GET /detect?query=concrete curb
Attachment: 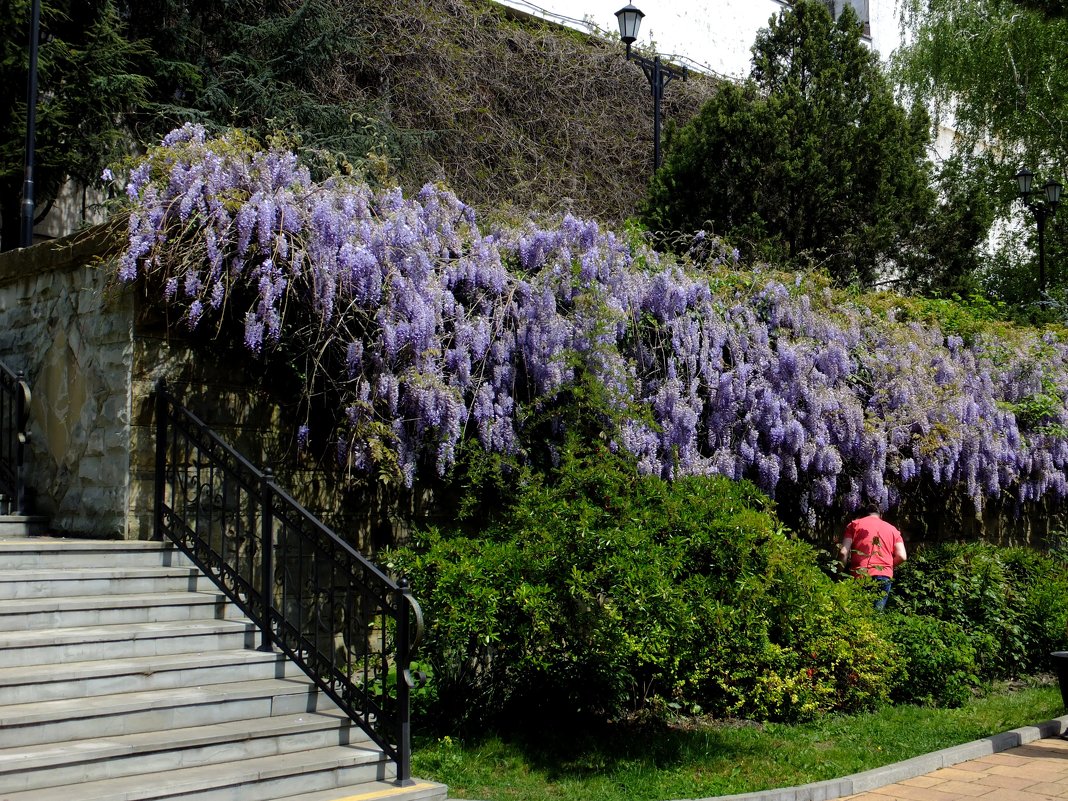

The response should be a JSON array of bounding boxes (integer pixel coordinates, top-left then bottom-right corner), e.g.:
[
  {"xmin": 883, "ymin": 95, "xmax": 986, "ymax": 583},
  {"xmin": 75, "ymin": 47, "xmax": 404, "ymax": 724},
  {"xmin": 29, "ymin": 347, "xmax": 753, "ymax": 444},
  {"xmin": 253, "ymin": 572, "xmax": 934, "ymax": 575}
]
[{"xmin": 682, "ymin": 715, "xmax": 1068, "ymax": 801}]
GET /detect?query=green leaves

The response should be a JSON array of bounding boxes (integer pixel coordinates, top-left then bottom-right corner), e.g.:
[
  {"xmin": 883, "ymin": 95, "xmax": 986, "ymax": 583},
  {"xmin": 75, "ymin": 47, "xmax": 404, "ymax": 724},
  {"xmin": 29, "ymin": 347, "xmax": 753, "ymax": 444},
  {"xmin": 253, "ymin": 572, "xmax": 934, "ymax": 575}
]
[
  {"xmin": 643, "ymin": 0, "xmax": 936, "ymax": 288},
  {"xmin": 392, "ymin": 444, "xmax": 899, "ymax": 729},
  {"xmin": 885, "ymin": 613, "xmax": 981, "ymax": 707},
  {"xmin": 895, "ymin": 0, "xmax": 1068, "ymax": 303},
  {"xmin": 891, "ymin": 541, "xmax": 1068, "ymax": 681},
  {"xmin": 0, "ymin": 0, "xmax": 152, "ymax": 245}
]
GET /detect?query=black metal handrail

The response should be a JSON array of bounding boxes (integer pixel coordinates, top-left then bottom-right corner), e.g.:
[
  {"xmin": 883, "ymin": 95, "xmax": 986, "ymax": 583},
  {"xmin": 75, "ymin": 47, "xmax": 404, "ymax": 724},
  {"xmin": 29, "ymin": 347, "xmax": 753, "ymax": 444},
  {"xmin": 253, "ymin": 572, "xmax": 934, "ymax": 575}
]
[
  {"xmin": 0, "ymin": 361, "xmax": 30, "ymax": 516},
  {"xmin": 152, "ymin": 380, "xmax": 424, "ymax": 784}
]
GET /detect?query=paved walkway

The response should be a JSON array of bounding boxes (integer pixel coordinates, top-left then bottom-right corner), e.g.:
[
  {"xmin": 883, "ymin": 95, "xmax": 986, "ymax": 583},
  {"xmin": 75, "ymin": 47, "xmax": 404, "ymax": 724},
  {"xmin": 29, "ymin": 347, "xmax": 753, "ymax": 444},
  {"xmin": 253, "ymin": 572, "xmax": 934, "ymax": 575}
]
[
  {"xmin": 703, "ymin": 716, "xmax": 1068, "ymax": 801},
  {"xmin": 841, "ymin": 737, "xmax": 1068, "ymax": 801},
  {"xmin": 837, "ymin": 739, "xmax": 1068, "ymax": 801}
]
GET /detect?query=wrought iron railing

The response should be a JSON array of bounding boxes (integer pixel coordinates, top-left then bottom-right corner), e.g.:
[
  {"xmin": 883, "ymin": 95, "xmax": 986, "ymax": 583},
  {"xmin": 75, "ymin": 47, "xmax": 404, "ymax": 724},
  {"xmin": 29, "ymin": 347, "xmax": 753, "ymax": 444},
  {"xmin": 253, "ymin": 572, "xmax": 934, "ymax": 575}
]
[
  {"xmin": 0, "ymin": 361, "xmax": 30, "ymax": 515},
  {"xmin": 152, "ymin": 380, "xmax": 424, "ymax": 784}
]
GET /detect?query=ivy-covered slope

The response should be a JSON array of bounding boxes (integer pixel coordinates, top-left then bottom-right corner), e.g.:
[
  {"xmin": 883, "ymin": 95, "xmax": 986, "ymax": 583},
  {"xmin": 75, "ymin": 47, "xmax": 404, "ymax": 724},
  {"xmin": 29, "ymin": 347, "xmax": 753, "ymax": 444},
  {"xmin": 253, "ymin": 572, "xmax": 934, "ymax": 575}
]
[{"xmin": 344, "ymin": 0, "xmax": 721, "ymax": 224}]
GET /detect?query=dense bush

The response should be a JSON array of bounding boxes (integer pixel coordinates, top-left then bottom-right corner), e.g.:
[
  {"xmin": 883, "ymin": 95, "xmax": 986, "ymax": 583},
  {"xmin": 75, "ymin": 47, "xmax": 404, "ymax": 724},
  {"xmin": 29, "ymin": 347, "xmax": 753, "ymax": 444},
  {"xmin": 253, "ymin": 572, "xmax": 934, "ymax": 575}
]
[
  {"xmin": 884, "ymin": 613, "xmax": 982, "ymax": 707},
  {"xmin": 397, "ymin": 478, "xmax": 1068, "ymax": 726},
  {"xmin": 890, "ymin": 542, "xmax": 1068, "ymax": 680},
  {"xmin": 389, "ymin": 443, "xmax": 900, "ymax": 730}
]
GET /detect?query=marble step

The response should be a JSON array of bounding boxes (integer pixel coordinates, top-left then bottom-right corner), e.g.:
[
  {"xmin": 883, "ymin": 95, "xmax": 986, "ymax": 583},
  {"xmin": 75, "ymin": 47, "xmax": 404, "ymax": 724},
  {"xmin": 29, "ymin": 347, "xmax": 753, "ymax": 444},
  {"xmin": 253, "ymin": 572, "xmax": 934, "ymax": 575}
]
[
  {"xmin": 0, "ymin": 744, "xmax": 392, "ymax": 801},
  {"xmin": 0, "ymin": 538, "xmax": 189, "ymax": 569},
  {"xmin": 0, "ymin": 647, "xmax": 295, "ymax": 705},
  {"xmin": 0, "ymin": 618, "xmax": 256, "ymax": 668},
  {"xmin": 0, "ymin": 590, "xmax": 244, "ymax": 632},
  {"xmin": 273, "ymin": 779, "xmax": 449, "ymax": 801},
  {"xmin": 0, "ymin": 565, "xmax": 212, "ymax": 599},
  {"xmin": 0, "ymin": 710, "xmax": 364, "ymax": 793},
  {"xmin": 0, "ymin": 676, "xmax": 340, "ymax": 748}
]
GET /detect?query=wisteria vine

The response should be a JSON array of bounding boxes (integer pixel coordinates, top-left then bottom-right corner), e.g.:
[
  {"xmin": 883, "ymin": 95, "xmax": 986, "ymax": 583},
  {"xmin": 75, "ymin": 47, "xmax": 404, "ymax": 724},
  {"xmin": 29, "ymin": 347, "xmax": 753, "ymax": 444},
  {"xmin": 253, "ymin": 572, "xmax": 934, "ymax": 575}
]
[{"xmin": 114, "ymin": 124, "xmax": 1068, "ymax": 520}]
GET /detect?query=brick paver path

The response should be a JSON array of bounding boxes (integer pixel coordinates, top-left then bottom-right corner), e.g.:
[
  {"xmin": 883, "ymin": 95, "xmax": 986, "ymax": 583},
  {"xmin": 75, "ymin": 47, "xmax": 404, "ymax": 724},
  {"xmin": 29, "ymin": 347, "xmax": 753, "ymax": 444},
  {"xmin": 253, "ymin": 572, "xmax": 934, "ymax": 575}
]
[{"xmin": 843, "ymin": 737, "xmax": 1068, "ymax": 801}]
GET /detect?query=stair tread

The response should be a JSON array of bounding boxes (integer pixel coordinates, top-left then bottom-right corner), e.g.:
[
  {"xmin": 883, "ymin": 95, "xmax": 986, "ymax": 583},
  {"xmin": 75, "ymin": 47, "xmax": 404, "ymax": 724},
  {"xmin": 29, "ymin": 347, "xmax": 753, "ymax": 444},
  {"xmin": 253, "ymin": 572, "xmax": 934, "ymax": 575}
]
[
  {"xmin": 0, "ymin": 566, "xmax": 197, "ymax": 580},
  {"xmin": 272, "ymin": 779, "xmax": 447, "ymax": 801},
  {"xmin": 1, "ymin": 744, "xmax": 387, "ymax": 801},
  {"xmin": 0, "ymin": 590, "xmax": 226, "ymax": 615},
  {"xmin": 0, "ymin": 710, "xmax": 356, "ymax": 774},
  {"xmin": 0, "ymin": 647, "xmax": 283, "ymax": 687},
  {"xmin": 0, "ymin": 616, "xmax": 251, "ymax": 648},
  {"xmin": 0, "ymin": 539, "xmax": 177, "ymax": 552},
  {"xmin": 0, "ymin": 676, "xmax": 326, "ymax": 727}
]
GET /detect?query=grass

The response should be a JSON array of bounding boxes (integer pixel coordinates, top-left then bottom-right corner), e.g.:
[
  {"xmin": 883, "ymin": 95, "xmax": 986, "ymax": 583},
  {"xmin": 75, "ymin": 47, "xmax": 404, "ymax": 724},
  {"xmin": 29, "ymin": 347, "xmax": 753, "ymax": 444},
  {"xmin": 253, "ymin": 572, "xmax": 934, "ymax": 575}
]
[{"xmin": 412, "ymin": 677, "xmax": 1065, "ymax": 801}]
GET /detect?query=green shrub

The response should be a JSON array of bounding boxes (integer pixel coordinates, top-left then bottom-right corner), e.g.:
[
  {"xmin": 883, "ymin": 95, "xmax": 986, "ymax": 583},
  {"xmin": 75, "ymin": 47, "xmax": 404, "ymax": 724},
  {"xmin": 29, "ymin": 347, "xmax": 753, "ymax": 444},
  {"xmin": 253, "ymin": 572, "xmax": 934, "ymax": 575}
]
[
  {"xmin": 890, "ymin": 542, "xmax": 1068, "ymax": 680},
  {"xmin": 1001, "ymin": 546, "xmax": 1068, "ymax": 673},
  {"xmin": 390, "ymin": 442, "xmax": 900, "ymax": 729},
  {"xmin": 884, "ymin": 613, "xmax": 981, "ymax": 707}
]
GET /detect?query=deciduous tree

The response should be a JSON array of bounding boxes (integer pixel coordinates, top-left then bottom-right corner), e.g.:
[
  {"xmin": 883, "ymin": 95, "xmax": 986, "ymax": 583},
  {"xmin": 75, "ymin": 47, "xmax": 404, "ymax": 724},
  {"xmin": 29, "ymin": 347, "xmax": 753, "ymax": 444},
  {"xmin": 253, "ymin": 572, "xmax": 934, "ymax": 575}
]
[{"xmin": 895, "ymin": 0, "xmax": 1068, "ymax": 302}]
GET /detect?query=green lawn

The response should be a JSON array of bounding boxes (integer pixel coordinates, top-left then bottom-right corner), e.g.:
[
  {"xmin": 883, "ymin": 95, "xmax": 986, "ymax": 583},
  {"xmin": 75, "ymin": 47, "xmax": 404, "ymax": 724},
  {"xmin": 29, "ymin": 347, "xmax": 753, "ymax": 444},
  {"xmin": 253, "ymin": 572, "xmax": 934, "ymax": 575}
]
[{"xmin": 412, "ymin": 678, "xmax": 1065, "ymax": 801}]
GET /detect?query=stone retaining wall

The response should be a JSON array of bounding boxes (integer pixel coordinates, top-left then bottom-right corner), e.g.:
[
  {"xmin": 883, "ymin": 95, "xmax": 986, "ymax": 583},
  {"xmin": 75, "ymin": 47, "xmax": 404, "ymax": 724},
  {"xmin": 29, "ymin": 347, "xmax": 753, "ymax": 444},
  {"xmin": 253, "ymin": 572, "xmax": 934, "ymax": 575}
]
[
  {"xmin": 0, "ymin": 226, "xmax": 285, "ymax": 539},
  {"xmin": 0, "ymin": 225, "xmax": 391, "ymax": 545},
  {"xmin": 0, "ymin": 226, "xmax": 133, "ymax": 536}
]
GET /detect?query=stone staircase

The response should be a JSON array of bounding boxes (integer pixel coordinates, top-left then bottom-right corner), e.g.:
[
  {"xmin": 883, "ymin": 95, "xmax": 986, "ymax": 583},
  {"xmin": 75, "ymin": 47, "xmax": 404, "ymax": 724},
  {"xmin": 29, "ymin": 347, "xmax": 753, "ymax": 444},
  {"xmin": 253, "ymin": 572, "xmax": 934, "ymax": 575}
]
[{"xmin": 0, "ymin": 537, "xmax": 447, "ymax": 801}]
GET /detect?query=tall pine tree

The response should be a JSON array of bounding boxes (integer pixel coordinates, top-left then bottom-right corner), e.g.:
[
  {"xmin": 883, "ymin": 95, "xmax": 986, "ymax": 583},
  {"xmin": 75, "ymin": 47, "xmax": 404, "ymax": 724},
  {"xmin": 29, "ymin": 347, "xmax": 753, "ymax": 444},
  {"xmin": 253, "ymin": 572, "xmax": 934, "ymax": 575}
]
[
  {"xmin": 0, "ymin": 0, "xmax": 150, "ymax": 250},
  {"xmin": 643, "ymin": 0, "xmax": 936, "ymax": 287}
]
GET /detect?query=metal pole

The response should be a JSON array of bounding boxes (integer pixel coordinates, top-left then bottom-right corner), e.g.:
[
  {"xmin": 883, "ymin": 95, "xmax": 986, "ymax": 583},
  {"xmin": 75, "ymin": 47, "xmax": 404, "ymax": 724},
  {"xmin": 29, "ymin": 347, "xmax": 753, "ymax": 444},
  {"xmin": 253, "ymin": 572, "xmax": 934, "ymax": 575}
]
[
  {"xmin": 259, "ymin": 469, "xmax": 275, "ymax": 652},
  {"xmin": 14, "ymin": 372, "xmax": 27, "ymax": 516},
  {"xmin": 651, "ymin": 56, "xmax": 662, "ymax": 172},
  {"xmin": 20, "ymin": 0, "xmax": 41, "ymax": 248},
  {"xmin": 396, "ymin": 578, "xmax": 413, "ymax": 785},
  {"xmin": 1037, "ymin": 209, "xmax": 1047, "ymax": 294},
  {"xmin": 153, "ymin": 380, "xmax": 168, "ymax": 540}
]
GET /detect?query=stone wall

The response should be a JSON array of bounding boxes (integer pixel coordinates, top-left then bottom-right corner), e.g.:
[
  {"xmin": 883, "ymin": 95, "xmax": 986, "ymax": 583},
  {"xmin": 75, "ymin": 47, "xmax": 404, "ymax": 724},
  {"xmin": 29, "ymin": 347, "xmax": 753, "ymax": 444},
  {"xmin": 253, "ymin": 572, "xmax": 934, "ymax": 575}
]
[
  {"xmin": 0, "ymin": 226, "xmax": 392, "ymax": 543},
  {"xmin": 0, "ymin": 225, "xmax": 133, "ymax": 537},
  {"xmin": 0, "ymin": 226, "xmax": 294, "ymax": 539},
  {"xmin": 126, "ymin": 326, "xmax": 289, "ymax": 541}
]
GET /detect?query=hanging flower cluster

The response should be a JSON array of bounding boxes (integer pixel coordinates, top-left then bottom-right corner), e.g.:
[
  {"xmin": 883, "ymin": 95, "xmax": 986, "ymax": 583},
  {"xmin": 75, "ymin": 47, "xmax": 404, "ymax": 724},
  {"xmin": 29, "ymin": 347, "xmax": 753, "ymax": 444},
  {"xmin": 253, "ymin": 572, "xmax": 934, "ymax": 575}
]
[{"xmin": 115, "ymin": 124, "xmax": 1068, "ymax": 519}]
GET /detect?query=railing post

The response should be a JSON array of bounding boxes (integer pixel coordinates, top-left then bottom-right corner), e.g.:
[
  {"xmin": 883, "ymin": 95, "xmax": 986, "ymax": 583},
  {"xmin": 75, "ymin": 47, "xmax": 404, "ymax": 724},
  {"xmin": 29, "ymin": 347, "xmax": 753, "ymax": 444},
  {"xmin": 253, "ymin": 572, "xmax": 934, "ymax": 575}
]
[
  {"xmin": 259, "ymin": 469, "xmax": 275, "ymax": 652},
  {"xmin": 396, "ymin": 577, "xmax": 413, "ymax": 786},
  {"xmin": 14, "ymin": 371, "xmax": 27, "ymax": 516},
  {"xmin": 153, "ymin": 380, "xmax": 167, "ymax": 541}
]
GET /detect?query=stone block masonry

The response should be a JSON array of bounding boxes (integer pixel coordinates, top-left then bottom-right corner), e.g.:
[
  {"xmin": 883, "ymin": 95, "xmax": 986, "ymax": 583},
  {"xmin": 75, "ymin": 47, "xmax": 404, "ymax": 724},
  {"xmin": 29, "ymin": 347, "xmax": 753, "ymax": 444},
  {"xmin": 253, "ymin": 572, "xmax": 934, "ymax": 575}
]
[
  {"xmin": 0, "ymin": 224, "xmax": 342, "ymax": 541},
  {"xmin": 0, "ymin": 225, "xmax": 133, "ymax": 537}
]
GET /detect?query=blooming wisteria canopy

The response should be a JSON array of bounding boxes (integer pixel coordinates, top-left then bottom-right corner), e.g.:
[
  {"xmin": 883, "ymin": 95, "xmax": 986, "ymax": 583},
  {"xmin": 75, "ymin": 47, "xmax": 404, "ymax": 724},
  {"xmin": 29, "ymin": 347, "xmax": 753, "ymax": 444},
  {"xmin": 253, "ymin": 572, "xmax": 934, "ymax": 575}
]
[{"xmin": 115, "ymin": 124, "xmax": 1068, "ymax": 520}]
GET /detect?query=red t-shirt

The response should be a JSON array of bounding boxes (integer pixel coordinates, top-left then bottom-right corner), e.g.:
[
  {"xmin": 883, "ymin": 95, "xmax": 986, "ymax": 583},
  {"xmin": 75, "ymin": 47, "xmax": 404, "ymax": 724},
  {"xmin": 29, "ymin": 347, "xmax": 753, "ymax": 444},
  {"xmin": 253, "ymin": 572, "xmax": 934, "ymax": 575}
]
[{"xmin": 843, "ymin": 515, "xmax": 903, "ymax": 579}]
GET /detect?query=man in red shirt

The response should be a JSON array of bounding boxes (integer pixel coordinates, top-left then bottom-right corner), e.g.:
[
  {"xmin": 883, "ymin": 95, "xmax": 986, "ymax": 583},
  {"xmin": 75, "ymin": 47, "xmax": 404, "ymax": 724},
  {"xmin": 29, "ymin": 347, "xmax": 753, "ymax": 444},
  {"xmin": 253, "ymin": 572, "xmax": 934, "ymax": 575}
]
[{"xmin": 839, "ymin": 504, "xmax": 907, "ymax": 609}]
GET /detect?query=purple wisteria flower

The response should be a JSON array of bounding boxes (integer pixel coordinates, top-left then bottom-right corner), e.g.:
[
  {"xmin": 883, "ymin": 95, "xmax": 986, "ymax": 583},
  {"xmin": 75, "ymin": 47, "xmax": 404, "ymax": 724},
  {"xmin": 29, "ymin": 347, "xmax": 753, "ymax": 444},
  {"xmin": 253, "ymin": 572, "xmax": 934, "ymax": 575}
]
[{"xmin": 114, "ymin": 126, "xmax": 1068, "ymax": 521}]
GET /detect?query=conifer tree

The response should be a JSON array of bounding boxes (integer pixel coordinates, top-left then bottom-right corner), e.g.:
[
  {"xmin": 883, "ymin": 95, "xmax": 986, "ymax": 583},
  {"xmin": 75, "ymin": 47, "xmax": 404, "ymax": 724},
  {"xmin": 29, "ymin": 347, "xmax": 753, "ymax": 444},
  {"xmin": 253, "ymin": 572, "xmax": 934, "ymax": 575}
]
[
  {"xmin": 0, "ymin": 0, "xmax": 150, "ymax": 250},
  {"xmin": 642, "ymin": 0, "xmax": 936, "ymax": 287}
]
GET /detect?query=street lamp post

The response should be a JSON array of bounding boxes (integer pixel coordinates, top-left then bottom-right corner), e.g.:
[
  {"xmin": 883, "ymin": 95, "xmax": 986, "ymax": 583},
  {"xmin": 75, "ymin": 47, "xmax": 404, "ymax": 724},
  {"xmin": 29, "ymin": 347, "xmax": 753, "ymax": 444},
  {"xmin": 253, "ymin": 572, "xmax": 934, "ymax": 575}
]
[
  {"xmin": 1015, "ymin": 167, "xmax": 1063, "ymax": 294},
  {"xmin": 20, "ymin": 0, "xmax": 42, "ymax": 248},
  {"xmin": 615, "ymin": 4, "xmax": 687, "ymax": 173}
]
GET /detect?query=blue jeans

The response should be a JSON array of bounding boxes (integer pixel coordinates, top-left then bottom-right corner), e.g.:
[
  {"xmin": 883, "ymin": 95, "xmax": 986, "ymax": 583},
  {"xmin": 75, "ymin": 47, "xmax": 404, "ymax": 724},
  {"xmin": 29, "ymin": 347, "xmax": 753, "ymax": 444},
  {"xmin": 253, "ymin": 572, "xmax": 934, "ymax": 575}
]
[{"xmin": 873, "ymin": 576, "xmax": 892, "ymax": 610}]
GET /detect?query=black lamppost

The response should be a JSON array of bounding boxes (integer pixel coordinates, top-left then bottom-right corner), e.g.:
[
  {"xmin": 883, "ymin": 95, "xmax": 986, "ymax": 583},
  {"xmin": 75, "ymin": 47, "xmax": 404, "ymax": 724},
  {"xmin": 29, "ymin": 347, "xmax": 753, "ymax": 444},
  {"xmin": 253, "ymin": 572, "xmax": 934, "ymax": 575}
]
[
  {"xmin": 20, "ymin": 0, "xmax": 42, "ymax": 248},
  {"xmin": 1015, "ymin": 167, "xmax": 1063, "ymax": 293},
  {"xmin": 615, "ymin": 4, "xmax": 687, "ymax": 173}
]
